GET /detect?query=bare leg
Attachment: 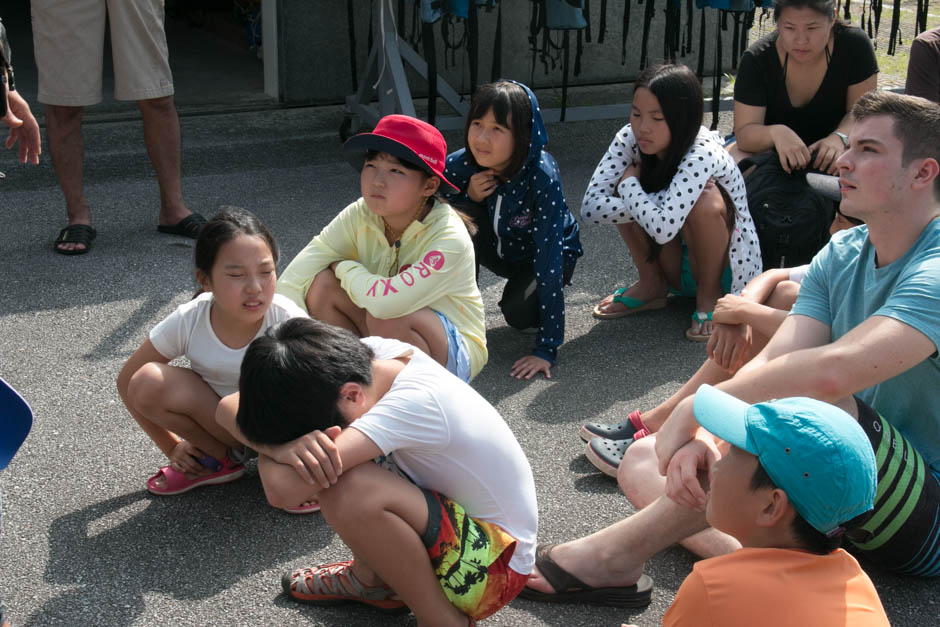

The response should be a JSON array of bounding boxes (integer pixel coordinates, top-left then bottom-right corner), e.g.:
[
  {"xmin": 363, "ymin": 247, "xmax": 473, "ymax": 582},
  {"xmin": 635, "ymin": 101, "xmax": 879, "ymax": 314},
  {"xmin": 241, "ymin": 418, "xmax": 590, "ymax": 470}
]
[
  {"xmin": 682, "ymin": 186, "xmax": 731, "ymax": 337},
  {"xmin": 618, "ymin": 437, "xmax": 740, "ymax": 558},
  {"xmin": 46, "ymin": 105, "xmax": 92, "ymax": 252},
  {"xmin": 365, "ymin": 308, "xmax": 448, "ymax": 367},
  {"xmin": 526, "ymin": 438, "xmax": 739, "ymax": 595},
  {"xmin": 305, "ymin": 269, "xmax": 368, "ymax": 335},
  {"xmin": 317, "ymin": 464, "xmax": 468, "ymax": 627},
  {"xmin": 633, "ymin": 328, "xmax": 773, "ymax": 432},
  {"xmin": 137, "ymin": 96, "xmax": 191, "ymax": 226},
  {"xmin": 126, "ymin": 363, "xmax": 238, "ymax": 462},
  {"xmin": 765, "ymin": 280, "xmax": 800, "ymax": 312},
  {"xmin": 595, "ymin": 222, "xmax": 670, "ymax": 315}
]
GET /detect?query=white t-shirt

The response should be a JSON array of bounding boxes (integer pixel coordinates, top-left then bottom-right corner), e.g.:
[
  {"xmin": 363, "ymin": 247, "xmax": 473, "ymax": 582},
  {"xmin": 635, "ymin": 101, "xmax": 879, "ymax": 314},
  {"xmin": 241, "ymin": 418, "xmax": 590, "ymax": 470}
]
[
  {"xmin": 350, "ymin": 337, "xmax": 539, "ymax": 574},
  {"xmin": 149, "ymin": 292, "xmax": 308, "ymax": 397}
]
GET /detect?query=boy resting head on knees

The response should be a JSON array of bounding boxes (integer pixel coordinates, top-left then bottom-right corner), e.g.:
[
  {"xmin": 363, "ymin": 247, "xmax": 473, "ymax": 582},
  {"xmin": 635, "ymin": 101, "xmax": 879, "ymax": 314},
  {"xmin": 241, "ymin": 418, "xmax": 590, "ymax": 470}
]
[
  {"xmin": 217, "ymin": 318, "xmax": 537, "ymax": 627},
  {"xmin": 659, "ymin": 385, "xmax": 889, "ymax": 627}
]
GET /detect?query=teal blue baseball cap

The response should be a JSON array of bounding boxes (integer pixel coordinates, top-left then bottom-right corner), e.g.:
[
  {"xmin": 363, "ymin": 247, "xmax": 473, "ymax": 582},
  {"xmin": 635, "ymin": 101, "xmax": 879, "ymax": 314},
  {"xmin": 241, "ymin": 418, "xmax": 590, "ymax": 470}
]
[
  {"xmin": 693, "ymin": 385, "xmax": 876, "ymax": 536},
  {"xmin": 0, "ymin": 376, "xmax": 32, "ymax": 469}
]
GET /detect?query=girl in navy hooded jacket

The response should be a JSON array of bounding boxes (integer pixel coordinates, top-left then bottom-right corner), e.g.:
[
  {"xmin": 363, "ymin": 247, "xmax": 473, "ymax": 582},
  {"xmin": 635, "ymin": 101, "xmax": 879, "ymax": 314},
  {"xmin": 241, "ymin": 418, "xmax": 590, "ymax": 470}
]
[{"xmin": 444, "ymin": 80, "xmax": 583, "ymax": 380}]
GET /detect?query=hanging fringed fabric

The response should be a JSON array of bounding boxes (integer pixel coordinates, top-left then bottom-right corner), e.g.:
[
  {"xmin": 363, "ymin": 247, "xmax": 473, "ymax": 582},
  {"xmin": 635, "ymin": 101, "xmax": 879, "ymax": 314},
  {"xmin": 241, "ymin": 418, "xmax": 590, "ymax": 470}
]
[
  {"xmin": 872, "ymin": 0, "xmax": 883, "ymax": 41},
  {"xmin": 639, "ymin": 0, "xmax": 657, "ymax": 69},
  {"xmin": 468, "ymin": 1, "xmax": 479, "ymax": 95},
  {"xmin": 697, "ymin": 7, "xmax": 707, "ymax": 77},
  {"xmin": 544, "ymin": 0, "xmax": 588, "ymax": 119},
  {"xmin": 711, "ymin": 10, "xmax": 725, "ymax": 130},
  {"xmin": 915, "ymin": 0, "xmax": 928, "ymax": 33},
  {"xmin": 621, "ymin": 0, "xmax": 633, "ymax": 64},
  {"xmin": 492, "ymin": 0, "xmax": 503, "ymax": 80},
  {"xmin": 346, "ymin": 0, "xmax": 359, "ymax": 91},
  {"xmin": 730, "ymin": 11, "xmax": 741, "ymax": 69},
  {"xmin": 585, "ymin": 0, "xmax": 593, "ymax": 41},
  {"xmin": 887, "ymin": 0, "xmax": 901, "ymax": 54},
  {"xmin": 664, "ymin": 0, "xmax": 682, "ymax": 62},
  {"xmin": 423, "ymin": 19, "xmax": 438, "ymax": 122}
]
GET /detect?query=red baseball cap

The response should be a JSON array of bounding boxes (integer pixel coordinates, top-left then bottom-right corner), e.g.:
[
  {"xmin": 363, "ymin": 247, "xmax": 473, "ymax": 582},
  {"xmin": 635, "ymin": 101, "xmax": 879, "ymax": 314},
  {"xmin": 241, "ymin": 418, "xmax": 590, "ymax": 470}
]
[{"xmin": 343, "ymin": 114, "xmax": 459, "ymax": 192}]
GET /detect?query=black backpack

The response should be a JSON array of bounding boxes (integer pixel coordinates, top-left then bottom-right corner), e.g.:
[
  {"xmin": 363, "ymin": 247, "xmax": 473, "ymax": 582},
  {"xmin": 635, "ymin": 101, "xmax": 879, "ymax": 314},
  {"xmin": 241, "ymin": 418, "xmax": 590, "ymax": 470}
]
[{"xmin": 739, "ymin": 151, "xmax": 836, "ymax": 270}]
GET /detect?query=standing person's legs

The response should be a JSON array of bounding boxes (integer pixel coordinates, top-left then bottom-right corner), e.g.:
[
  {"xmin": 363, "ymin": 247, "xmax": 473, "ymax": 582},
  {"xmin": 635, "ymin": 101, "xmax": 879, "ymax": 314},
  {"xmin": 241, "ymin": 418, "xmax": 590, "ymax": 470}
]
[
  {"xmin": 46, "ymin": 105, "xmax": 93, "ymax": 251},
  {"xmin": 108, "ymin": 0, "xmax": 195, "ymax": 230},
  {"xmin": 139, "ymin": 96, "xmax": 191, "ymax": 226},
  {"xmin": 32, "ymin": 0, "xmax": 107, "ymax": 253}
]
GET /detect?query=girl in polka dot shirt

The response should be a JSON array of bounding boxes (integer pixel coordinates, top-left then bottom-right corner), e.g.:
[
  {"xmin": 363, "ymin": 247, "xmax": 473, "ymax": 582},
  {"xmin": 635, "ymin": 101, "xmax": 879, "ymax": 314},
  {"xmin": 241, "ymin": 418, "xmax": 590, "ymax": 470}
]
[
  {"xmin": 444, "ymin": 80, "xmax": 583, "ymax": 379},
  {"xmin": 582, "ymin": 64, "xmax": 762, "ymax": 341}
]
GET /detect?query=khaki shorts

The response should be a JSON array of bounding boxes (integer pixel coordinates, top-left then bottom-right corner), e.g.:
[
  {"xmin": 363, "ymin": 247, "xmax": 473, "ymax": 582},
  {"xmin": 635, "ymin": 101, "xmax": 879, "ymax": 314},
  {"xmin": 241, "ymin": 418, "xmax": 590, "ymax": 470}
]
[{"xmin": 31, "ymin": 0, "xmax": 174, "ymax": 105}]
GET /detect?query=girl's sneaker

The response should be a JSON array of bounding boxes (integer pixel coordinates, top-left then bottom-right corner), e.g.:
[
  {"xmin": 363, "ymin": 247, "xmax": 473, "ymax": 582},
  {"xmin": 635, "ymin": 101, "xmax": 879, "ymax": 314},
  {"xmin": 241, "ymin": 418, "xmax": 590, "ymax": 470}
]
[
  {"xmin": 580, "ymin": 409, "xmax": 646, "ymax": 442},
  {"xmin": 146, "ymin": 455, "xmax": 244, "ymax": 496},
  {"xmin": 282, "ymin": 561, "xmax": 408, "ymax": 613}
]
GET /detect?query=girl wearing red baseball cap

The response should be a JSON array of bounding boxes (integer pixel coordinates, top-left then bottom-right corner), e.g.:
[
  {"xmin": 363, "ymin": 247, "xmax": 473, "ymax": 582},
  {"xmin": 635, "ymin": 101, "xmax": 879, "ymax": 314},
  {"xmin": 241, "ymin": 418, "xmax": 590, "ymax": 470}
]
[{"xmin": 277, "ymin": 115, "xmax": 487, "ymax": 382}]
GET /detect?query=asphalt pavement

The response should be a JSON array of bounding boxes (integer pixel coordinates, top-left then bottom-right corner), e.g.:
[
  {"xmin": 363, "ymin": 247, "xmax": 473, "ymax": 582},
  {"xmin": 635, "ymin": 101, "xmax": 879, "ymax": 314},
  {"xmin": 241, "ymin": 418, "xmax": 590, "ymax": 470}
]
[{"xmin": 0, "ymin": 103, "xmax": 935, "ymax": 626}]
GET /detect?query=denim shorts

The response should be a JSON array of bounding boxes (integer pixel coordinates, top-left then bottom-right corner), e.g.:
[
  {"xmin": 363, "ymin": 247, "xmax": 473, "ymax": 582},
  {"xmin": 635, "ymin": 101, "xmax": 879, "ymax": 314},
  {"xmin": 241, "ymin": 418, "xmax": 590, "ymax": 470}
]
[{"xmin": 433, "ymin": 310, "xmax": 471, "ymax": 383}]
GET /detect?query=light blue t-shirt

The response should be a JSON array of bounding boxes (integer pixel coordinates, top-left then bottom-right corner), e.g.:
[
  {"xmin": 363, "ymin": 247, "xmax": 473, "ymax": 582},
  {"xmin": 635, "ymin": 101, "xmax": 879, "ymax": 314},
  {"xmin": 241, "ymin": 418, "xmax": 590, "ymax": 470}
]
[{"xmin": 791, "ymin": 220, "xmax": 940, "ymax": 471}]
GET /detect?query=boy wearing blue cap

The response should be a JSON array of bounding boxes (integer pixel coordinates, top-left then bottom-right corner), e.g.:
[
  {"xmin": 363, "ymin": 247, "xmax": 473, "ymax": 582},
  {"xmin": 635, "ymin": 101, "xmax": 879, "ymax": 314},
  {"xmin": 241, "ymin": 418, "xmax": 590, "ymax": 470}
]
[{"xmin": 659, "ymin": 386, "xmax": 889, "ymax": 626}]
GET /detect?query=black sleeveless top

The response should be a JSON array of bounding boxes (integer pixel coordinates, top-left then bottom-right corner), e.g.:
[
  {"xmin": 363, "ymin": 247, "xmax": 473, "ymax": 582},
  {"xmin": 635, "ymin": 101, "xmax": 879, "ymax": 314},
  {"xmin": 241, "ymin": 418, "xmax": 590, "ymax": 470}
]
[{"xmin": 734, "ymin": 26, "xmax": 878, "ymax": 145}]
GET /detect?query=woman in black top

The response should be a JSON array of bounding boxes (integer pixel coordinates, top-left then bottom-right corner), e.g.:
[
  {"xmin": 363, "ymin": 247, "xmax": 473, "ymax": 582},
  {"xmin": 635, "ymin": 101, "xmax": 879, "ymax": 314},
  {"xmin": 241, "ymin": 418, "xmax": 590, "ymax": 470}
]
[{"xmin": 731, "ymin": 0, "xmax": 878, "ymax": 174}]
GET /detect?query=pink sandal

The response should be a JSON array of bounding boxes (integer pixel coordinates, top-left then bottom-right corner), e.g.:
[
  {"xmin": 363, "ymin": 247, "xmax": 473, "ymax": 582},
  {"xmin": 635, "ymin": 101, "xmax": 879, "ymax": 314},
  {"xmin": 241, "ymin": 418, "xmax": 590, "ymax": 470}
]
[
  {"xmin": 282, "ymin": 501, "xmax": 321, "ymax": 515},
  {"xmin": 146, "ymin": 456, "xmax": 245, "ymax": 496}
]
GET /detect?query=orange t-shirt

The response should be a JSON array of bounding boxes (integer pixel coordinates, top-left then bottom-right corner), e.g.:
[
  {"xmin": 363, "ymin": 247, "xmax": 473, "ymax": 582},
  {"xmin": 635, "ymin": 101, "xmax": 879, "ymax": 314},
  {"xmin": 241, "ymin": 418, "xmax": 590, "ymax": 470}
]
[{"xmin": 662, "ymin": 548, "xmax": 889, "ymax": 627}]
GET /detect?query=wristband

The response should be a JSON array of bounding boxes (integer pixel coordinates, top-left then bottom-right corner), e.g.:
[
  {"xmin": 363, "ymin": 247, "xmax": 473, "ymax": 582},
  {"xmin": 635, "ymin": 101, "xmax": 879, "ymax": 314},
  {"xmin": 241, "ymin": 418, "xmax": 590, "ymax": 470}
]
[{"xmin": 831, "ymin": 131, "xmax": 849, "ymax": 148}]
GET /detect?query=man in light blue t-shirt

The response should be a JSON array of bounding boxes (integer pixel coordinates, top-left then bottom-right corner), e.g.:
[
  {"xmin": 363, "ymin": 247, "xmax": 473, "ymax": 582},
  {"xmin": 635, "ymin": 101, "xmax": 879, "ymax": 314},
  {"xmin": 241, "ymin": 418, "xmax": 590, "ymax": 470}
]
[
  {"xmin": 521, "ymin": 91, "xmax": 940, "ymax": 609},
  {"xmin": 654, "ymin": 90, "xmax": 940, "ymax": 576}
]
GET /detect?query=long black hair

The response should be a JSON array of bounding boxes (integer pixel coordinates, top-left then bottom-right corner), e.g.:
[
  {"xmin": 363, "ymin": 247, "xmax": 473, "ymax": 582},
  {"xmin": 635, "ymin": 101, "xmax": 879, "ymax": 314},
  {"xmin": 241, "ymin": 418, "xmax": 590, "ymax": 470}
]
[
  {"xmin": 634, "ymin": 64, "xmax": 704, "ymax": 194},
  {"xmin": 194, "ymin": 207, "xmax": 278, "ymax": 296}
]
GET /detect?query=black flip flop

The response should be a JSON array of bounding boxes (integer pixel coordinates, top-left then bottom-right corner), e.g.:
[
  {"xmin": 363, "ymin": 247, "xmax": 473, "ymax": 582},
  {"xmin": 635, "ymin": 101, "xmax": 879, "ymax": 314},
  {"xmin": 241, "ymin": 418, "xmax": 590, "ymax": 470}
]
[
  {"xmin": 53, "ymin": 224, "xmax": 97, "ymax": 256},
  {"xmin": 518, "ymin": 543, "xmax": 653, "ymax": 608},
  {"xmin": 157, "ymin": 213, "xmax": 207, "ymax": 239}
]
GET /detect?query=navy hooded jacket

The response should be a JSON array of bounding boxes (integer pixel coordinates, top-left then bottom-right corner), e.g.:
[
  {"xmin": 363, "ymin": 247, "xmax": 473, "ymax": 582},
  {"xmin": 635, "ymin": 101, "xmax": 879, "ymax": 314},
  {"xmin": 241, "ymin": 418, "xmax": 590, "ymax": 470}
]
[{"xmin": 443, "ymin": 81, "xmax": 583, "ymax": 364}]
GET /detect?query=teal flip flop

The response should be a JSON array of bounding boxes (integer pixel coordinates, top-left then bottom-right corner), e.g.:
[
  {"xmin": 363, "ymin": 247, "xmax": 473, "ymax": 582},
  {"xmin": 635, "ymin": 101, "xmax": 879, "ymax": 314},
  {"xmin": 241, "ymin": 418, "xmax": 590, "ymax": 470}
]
[
  {"xmin": 685, "ymin": 310, "xmax": 714, "ymax": 342},
  {"xmin": 593, "ymin": 287, "xmax": 667, "ymax": 320}
]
